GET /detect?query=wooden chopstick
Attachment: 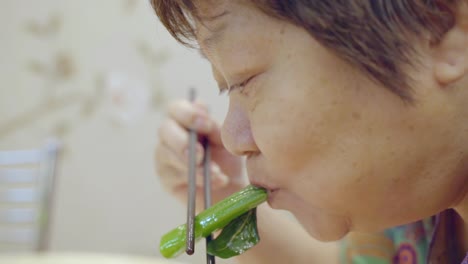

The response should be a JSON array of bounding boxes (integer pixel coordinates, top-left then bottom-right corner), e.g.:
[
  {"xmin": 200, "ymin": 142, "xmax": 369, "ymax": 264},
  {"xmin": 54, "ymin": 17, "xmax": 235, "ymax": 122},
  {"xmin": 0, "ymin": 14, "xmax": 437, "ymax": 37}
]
[
  {"xmin": 186, "ymin": 88, "xmax": 197, "ymax": 255},
  {"xmin": 202, "ymin": 137, "xmax": 216, "ymax": 264}
]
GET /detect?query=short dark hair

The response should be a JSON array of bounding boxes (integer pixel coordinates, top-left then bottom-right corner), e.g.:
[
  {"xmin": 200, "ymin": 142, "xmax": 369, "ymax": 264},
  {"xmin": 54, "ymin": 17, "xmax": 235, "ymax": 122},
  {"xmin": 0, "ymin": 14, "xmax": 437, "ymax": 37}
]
[{"xmin": 151, "ymin": 0, "xmax": 458, "ymax": 101}]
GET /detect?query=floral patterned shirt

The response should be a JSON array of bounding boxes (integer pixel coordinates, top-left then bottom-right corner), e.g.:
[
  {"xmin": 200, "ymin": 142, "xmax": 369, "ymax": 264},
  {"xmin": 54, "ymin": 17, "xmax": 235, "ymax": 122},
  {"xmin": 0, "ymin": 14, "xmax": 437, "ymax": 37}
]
[{"xmin": 341, "ymin": 209, "xmax": 467, "ymax": 264}]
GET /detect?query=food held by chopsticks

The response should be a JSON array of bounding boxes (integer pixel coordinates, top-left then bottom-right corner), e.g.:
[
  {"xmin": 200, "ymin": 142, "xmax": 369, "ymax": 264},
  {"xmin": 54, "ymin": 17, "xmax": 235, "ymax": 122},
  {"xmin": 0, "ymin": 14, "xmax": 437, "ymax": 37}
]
[{"xmin": 160, "ymin": 185, "xmax": 267, "ymax": 259}]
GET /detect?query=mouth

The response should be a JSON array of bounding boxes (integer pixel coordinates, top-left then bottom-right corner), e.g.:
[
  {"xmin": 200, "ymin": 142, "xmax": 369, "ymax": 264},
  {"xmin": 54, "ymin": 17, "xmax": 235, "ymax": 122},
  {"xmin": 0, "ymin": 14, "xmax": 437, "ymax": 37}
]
[
  {"xmin": 249, "ymin": 178, "xmax": 278, "ymax": 193},
  {"xmin": 248, "ymin": 179, "xmax": 280, "ymax": 205},
  {"xmin": 245, "ymin": 157, "xmax": 281, "ymax": 205}
]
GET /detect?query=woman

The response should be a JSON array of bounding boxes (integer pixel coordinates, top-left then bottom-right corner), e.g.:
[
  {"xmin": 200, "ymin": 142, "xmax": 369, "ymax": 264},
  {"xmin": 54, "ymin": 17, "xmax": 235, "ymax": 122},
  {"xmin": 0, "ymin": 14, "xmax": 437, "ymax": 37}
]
[{"xmin": 153, "ymin": 1, "xmax": 468, "ymax": 263}]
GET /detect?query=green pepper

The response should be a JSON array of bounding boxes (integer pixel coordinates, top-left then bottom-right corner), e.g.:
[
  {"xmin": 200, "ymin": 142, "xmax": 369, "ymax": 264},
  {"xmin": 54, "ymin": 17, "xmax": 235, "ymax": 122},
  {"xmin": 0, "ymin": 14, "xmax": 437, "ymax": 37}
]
[{"xmin": 159, "ymin": 185, "xmax": 267, "ymax": 258}]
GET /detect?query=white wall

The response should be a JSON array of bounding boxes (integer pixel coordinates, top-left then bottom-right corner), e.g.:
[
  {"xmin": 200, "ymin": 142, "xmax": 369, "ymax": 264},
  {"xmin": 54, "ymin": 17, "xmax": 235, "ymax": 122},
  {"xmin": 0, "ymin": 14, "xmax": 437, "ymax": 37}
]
[{"xmin": 0, "ymin": 1, "xmax": 230, "ymax": 263}]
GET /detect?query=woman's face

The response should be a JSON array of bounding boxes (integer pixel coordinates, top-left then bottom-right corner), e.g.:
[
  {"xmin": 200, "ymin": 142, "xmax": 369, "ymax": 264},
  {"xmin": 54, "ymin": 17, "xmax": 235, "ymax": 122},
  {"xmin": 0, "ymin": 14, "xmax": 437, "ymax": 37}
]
[{"xmin": 196, "ymin": 1, "xmax": 467, "ymax": 241}]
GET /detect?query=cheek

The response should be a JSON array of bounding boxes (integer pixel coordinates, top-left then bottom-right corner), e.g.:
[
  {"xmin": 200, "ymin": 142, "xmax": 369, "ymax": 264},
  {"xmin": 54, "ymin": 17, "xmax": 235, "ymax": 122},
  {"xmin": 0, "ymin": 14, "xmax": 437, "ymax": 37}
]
[
  {"xmin": 248, "ymin": 84, "xmax": 343, "ymax": 174},
  {"xmin": 246, "ymin": 53, "xmax": 361, "ymax": 174},
  {"xmin": 245, "ymin": 80, "xmax": 383, "ymax": 211}
]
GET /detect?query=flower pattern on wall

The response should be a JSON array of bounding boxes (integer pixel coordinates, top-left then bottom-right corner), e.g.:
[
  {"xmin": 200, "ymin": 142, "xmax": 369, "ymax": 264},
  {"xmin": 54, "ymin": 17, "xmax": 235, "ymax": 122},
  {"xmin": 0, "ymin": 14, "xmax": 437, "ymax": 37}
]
[
  {"xmin": 0, "ymin": 1, "xmax": 169, "ymax": 140},
  {"xmin": 103, "ymin": 72, "xmax": 150, "ymax": 125}
]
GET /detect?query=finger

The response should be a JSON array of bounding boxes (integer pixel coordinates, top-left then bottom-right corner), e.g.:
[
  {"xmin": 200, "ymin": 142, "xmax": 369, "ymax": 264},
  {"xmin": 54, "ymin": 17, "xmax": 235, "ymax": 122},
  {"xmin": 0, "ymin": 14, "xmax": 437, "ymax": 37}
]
[
  {"xmin": 159, "ymin": 164, "xmax": 212, "ymax": 194},
  {"xmin": 172, "ymin": 184, "xmax": 211, "ymax": 213},
  {"xmin": 156, "ymin": 146, "xmax": 229, "ymax": 194},
  {"xmin": 158, "ymin": 118, "xmax": 187, "ymax": 156},
  {"xmin": 204, "ymin": 121, "xmax": 224, "ymax": 146},
  {"xmin": 156, "ymin": 143, "xmax": 218, "ymax": 189},
  {"xmin": 155, "ymin": 142, "xmax": 187, "ymax": 174},
  {"xmin": 155, "ymin": 145, "xmax": 187, "ymax": 192},
  {"xmin": 158, "ymin": 163, "xmax": 187, "ymax": 192},
  {"xmin": 159, "ymin": 166, "xmax": 234, "ymax": 215},
  {"xmin": 167, "ymin": 100, "xmax": 226, "ymax": 147},
  {"xmin": 193, "ymin": 100, "xmax": 209, "ymax": 113},
  {"xmin": 176, "ymin": 165, "xmax": 226, "ymax": 189},
  {"xmin": 191, "ymin": 101, "xmax": 224, "ymax": 146},
  {"xmin": 158, "ymin": 119, "xmax": 205, "ymax": 165},
  {"xmin": 167, "ymin": 100, "xmax": 214, "ymax": 134}
]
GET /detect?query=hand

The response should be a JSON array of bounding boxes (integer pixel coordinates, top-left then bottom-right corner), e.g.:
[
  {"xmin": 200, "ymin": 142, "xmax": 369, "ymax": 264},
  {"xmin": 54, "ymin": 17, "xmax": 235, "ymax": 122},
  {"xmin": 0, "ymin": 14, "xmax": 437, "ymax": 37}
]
[{"xmin": 155, "ymin": 99, "xmax": 245, "ymax": 211}]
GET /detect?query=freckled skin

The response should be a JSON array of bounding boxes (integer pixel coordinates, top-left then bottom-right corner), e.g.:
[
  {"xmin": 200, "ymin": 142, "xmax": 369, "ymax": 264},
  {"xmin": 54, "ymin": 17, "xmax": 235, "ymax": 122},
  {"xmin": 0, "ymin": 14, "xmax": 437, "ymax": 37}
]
[{"xmin": 197, "ymin": 2, "xmax": 468, "ymax": 241}]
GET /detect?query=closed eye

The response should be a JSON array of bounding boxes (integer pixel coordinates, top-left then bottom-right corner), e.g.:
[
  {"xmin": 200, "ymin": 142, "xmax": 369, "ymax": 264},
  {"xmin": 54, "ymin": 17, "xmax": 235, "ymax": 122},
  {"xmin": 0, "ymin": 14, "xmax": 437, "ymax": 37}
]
[{"xmin": 219, "ymin": 76, "xmax": 254, "ymax": 95}]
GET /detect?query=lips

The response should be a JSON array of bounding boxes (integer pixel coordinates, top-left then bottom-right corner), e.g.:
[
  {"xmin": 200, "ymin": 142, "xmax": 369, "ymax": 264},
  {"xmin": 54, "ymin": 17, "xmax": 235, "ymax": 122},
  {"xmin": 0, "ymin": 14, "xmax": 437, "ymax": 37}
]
[
  {"xmin": 245, "ymin": 157, "xmax": 279, "ymax": 192},
  {"xmin": 249, "ymin": 178, "xmax": 279, "ymax": 192}
]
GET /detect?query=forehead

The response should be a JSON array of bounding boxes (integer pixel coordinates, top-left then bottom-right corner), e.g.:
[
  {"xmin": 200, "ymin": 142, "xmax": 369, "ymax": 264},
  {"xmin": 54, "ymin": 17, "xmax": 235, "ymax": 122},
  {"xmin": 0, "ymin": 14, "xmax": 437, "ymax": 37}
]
[
  {"xmin": 192, "ymin": 0, "xmax": 264, "ymax": 56},
  {"xmin": 193, "ymin": 0, "xmax": 234, "ymax": 49}
]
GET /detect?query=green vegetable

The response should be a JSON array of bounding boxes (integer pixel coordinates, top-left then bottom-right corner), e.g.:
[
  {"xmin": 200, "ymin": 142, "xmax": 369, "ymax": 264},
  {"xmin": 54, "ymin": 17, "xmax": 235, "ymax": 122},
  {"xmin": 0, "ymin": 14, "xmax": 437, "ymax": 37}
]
[
  {"xmin": 207, "ymin": 208, "xmax": 259, "ymax": 258},
  {"xmin": 159, "ymin": 185, "xmax": 267, "ymax": 258}
]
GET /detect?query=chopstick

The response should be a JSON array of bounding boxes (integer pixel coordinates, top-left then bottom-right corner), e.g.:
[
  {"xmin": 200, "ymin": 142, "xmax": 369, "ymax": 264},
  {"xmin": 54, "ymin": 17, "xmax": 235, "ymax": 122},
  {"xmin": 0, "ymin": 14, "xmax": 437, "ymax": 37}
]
[
  {"xmin": 186, "ymin": 88, "xmax": 216, "ymax": 263},
  {"xmin": 202, "ymin": 137, "xmax": 216, "ymax": 264},
  {"xmin": 186, "ymin": 88, "xmax": 197, "ymax": 255}
]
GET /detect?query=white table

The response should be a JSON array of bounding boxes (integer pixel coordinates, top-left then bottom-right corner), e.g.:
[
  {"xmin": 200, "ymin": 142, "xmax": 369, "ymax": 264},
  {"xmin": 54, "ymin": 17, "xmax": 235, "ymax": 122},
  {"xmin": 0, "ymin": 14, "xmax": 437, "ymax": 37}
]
[{"xmin": 0, "ymin": 253, "xmax": 186, "ymax": 264}]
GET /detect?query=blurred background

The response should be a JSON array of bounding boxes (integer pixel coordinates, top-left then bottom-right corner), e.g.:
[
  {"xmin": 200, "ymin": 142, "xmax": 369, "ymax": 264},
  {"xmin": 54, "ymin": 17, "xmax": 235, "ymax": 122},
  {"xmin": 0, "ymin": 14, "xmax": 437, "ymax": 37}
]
[{"xmin": 0, "ymin": 0, "xmax": 230, "ymax": 263}]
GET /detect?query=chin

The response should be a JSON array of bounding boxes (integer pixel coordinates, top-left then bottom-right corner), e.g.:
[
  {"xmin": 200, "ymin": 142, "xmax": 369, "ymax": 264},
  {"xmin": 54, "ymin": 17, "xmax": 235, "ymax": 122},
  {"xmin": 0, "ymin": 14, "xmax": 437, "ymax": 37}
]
[
  {"xmin": 298, "ymin": 216, "xmax": 350, "ymax": 242},
  {"xmin": 277, "ymin": 190, "xmax": 351, "ymax": 242}
]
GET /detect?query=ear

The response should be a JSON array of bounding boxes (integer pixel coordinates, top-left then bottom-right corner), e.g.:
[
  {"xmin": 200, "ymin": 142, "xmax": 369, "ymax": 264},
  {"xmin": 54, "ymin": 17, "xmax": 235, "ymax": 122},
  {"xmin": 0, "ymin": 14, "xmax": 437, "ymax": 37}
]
[{"xmin": 433, "ymin": 2, "xmax": 468, "ymax": 86}]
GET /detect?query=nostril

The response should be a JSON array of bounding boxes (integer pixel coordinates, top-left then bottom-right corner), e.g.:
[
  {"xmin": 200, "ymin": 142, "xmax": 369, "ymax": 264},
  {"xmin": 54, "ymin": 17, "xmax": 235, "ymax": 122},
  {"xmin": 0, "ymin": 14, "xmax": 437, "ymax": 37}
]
[{"xmin": 244, "ymin": 151, "xmax": 259, "ymax": 159}]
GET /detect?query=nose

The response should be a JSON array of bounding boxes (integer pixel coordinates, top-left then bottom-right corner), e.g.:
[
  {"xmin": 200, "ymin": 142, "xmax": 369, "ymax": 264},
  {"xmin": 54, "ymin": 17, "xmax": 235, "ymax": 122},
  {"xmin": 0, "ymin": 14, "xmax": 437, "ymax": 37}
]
[{"xmin": 221, "ymin": 100, "xmax": 259, "ymax": 156}]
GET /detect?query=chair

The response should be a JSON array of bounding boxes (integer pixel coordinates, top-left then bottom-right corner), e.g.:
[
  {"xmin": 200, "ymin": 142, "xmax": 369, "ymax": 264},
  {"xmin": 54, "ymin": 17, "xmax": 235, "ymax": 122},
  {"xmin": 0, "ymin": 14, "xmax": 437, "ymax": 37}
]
[{"xmin": 0, "ymin": 139, "xmax": 61, "ymax": 252}]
